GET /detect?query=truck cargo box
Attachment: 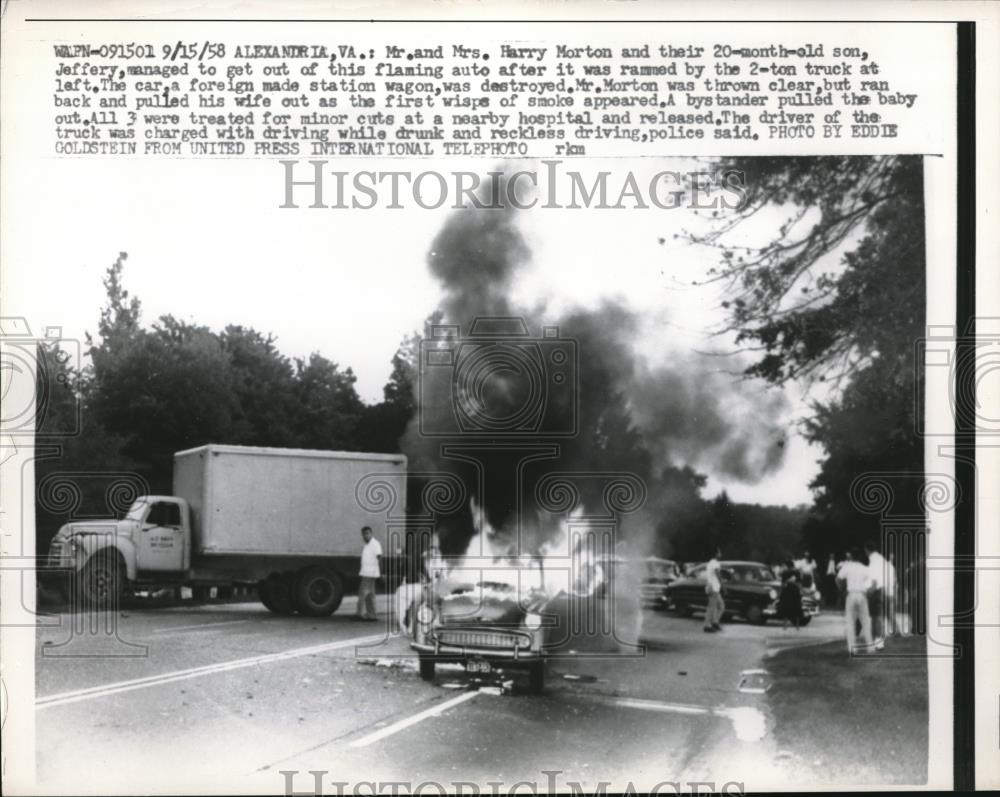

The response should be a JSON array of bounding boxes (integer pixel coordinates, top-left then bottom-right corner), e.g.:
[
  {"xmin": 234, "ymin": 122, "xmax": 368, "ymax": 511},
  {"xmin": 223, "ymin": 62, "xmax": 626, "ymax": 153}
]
[{"xmin": 173, "ymin": 445, "xmax": 406, "ymax": 557}]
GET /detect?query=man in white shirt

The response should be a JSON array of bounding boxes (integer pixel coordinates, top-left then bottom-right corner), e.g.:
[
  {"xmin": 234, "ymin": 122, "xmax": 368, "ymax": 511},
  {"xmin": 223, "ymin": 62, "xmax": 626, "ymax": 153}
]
[
  {"xmin": 703, "ymin": 548, "xmax": 725, "ymax": 633},
  {"xmin": 837, "ymin": 548, "xmax": 873, "ymax": 654},
  {"xmin": 356, "ymin": 525, "xmax": 382, "ymax": 621},
  {"xmin": 865, "ymin": 542, "xmax": 888, "ymax": 649},
  {"xmin": 797, "ymin": 552, "xmax": 818, "ymax": 588}
]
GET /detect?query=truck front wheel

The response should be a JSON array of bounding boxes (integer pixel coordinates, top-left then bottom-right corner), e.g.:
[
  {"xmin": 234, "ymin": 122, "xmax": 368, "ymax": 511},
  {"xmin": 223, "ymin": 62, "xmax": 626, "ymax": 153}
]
[
  {"xmin": 294, "ymin": 567, "xmax": 344, "ymax": 617},
  {"xmin": 419, "ymin": 657, "xmax": 435, "ymax": 681},
  {"xmin": 258, "ymin": 572, "xmax": 296, "ymax": 615},
  {"xmin": 77, "ymin": 553, "xmax": 125, "ymax": 610}
]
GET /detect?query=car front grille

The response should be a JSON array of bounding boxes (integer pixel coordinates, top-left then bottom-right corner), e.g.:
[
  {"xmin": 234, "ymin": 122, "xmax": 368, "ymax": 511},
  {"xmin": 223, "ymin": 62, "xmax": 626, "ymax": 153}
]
[{"xmin": 435, "ymin": 628, "xmax": 531, "ymax": 649}]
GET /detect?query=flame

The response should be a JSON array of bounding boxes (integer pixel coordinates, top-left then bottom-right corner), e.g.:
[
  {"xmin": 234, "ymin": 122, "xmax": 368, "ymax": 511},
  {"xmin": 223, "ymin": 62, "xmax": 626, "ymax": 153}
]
[{"xmin": 441, "ymin": 499, "xmax": 604, "ymax": 601}]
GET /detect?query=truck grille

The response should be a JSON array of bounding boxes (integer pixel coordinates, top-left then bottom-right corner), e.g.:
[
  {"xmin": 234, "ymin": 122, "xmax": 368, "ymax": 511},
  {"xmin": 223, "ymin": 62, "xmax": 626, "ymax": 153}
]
[
  {"xmin": 435, "ymin": 629, "xmax": 530, "ymax": 650},
  {"xmin": 47, "ymin": 543, "xmax": 64, "ymax": 567}
]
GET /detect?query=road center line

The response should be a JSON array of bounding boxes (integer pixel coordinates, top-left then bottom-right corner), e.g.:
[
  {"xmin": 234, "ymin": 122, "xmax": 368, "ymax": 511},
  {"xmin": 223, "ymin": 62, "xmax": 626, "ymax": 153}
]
[
  {"xmin": 36, "ymin": 633, "xmax": 386, "ymax": 710},
  {"xmin": 151, "ymin": 619, "xmax": 252, "ymax": 634},
  {"xmin": 347, "ymin": 690, "xmax": 480, "ymax": 748}
]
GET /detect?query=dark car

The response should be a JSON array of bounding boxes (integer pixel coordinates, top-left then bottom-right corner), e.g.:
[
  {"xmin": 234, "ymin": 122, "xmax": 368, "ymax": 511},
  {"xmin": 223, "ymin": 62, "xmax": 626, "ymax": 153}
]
[
  {"xmin": 638, "ymin": 557, "xmax": 682, "ymax": 609},
  {"xmin": 664, "ymin": 560, "xmax": 820, "ymax": 625},
  {"xmin": 595, "ymin": 555, "xmax": 682, "ymax": 609}
]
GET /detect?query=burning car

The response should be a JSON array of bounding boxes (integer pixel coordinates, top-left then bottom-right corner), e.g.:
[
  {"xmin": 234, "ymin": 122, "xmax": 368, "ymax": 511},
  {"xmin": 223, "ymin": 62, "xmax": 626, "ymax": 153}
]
[
  {"xmin": 411, "ymin": 576, "xmax": 550, "ymax": 692},
  {"xmin": 664, "ymin": 560, "xmax": 820, "ymax": 625}
]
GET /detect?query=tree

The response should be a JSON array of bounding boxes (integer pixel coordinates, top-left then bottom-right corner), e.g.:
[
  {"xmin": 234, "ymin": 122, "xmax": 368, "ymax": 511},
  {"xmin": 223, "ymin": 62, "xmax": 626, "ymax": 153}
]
[
  {"xmin": 34, "ymin": 339, "xmax": 139, "ymax": 553},
  {"xmin": 355, "ymin": 327, "xmax": 425, "ymax": 454},
  {"xmin": 219, "ymin": 325, "xmax": 297, "ymax": 445},
  {"xmin": 692, "ymin": 156, "xmax": 923, "ymax": 385},
  {"xmin": 690, "ymin": 156, "xmax": 925, "ymax": 558},
  {"xmin": 291, "ymin": 353, "xmax": 365, "ymax": 450},
  {"xmin": 90, "ymin": 317, "xmax": 240, "ymax": 489}
]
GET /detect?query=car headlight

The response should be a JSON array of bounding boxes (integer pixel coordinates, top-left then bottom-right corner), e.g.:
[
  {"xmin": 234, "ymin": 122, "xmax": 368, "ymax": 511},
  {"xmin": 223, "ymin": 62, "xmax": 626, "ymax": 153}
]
[
  {"xmin": 524, "ymin": 612, "xmax": 542, "ymax": 629},
  {"xmin": 768, "ymin": 589, "xmax": 778, "ymax": 600},
  {"xmin": 416, "ymin": 604, "xmax": 434, "ymax": 625}
]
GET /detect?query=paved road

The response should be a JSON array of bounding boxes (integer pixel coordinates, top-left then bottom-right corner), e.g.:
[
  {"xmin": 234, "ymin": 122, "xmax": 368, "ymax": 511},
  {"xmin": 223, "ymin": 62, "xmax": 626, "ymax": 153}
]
[{"xmin": 34, "ymin": 597, "xmax": 843, "ymax": 794}]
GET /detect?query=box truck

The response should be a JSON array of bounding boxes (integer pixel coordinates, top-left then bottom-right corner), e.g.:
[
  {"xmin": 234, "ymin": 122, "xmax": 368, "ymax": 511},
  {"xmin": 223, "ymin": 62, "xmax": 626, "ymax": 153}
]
[{"xmin": 44, "ymin": 445, "xmax": 407, "ymax": 615}]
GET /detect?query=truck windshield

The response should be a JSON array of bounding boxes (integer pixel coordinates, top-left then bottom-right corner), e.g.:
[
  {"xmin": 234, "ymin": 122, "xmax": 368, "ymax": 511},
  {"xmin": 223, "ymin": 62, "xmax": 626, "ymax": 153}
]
[{"xmin": 125, "ymin": 499, "xmax": 149, "ymax": 521}]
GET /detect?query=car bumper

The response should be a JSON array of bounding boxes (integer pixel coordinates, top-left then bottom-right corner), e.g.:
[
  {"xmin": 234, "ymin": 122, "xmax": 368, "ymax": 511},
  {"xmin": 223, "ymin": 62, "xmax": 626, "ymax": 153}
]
[
  {"xmin": 412, "ymin": 626, "xmax": 543, "ymax": 662},
  {"xmin": 411, "ymin": 640, "xmax": 544, "ymax": 661}
]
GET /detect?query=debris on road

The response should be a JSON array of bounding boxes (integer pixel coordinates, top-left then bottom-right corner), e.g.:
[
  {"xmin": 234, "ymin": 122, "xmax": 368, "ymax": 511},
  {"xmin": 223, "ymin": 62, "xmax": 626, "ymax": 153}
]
[{"xmin": 738, "ymin": 668, "xmax": 771, "ymax": 694}]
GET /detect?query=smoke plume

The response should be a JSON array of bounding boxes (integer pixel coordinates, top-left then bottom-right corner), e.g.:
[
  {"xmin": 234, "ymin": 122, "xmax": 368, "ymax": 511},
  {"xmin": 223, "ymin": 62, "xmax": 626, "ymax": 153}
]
[{"xmin": 403, "ymin": 174, "xmax": 790, "ymax": 560}]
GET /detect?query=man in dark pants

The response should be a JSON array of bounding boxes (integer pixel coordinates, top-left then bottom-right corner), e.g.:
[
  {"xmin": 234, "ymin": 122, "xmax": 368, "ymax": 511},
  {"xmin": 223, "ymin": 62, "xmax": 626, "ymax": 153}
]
[
  {"xmin": 355, "ymin": 525, "xmax": 382, "ymax": 621},
  {"xmin": 703, "ymin": 547, "xmax": 725, "ymax": 632},
  {"xmin": 865, "ymin": 541, "xmax": 887, "ymax": 650}
]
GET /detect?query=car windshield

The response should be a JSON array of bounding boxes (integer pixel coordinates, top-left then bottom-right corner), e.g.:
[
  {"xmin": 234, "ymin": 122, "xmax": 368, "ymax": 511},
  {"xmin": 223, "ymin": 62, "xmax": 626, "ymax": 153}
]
[
  {"xmin": 124, "ymin": 499, "xmax": 148, "ymax": 521},
  {"xmin": 646, "ymin": 561, "xmax": 678, "ymax": 578},
  {"xmin": 728, "ymin": 565, "xmax": 776, "ymax": 582}
]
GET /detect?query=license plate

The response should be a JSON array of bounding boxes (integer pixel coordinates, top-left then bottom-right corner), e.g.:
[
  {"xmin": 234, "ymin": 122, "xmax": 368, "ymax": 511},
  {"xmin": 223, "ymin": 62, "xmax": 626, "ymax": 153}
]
[{"xmin": 466, "ymin": 659, "xmax": 492, "ymax": 674}]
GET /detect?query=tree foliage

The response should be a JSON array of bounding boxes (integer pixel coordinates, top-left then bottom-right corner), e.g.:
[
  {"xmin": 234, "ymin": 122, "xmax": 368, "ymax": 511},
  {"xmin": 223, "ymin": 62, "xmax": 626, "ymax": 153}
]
[{"xmin": 691, "ymin": 156, "xmax": 926, "ymax": 558}]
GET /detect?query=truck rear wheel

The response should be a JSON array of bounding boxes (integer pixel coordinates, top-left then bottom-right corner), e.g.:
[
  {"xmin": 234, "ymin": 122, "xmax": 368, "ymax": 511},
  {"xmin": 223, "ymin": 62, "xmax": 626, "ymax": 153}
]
[
  {"xmin": 77, "ymin": 553, "xmax": 124, "ymax": 610},
  {"xmin": 294, "ymin": 567, "xmax": 344, "ymax": 617},
  {"xmin": 419, "ymin": 657, "xmax": 435, "ymax": 681},
  {"xmin": 259, "ymin": 573, "xmax": 296, "ymax": 615},
  {"xmin": 192, "ymin": 585, "xmax": 212, "ymax": 602}
]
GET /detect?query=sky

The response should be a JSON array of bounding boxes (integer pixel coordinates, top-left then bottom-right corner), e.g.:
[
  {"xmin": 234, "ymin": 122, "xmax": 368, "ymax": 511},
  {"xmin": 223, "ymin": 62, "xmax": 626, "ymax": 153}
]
[{"xmin": 5, "ymin": 153, "xmax": 825, "ymax": 507}]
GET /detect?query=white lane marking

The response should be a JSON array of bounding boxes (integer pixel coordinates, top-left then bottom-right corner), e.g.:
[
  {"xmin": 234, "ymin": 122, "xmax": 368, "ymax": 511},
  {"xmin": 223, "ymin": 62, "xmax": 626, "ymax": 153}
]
[
  {"xmin": 347, "ymin": 690, "xmax": 480, "ymax": 748},
  {"xmin": 608, "ymin": 697, "xmax": 768, "ymax": 741},
  {"xmin": 36, "ymin": 633, "xmax": 386, "ymax": 710},
  {"xmin": 151, "ymin": 619, "xmax": 252, "ymax": 634},
  {"xmin": 614, "ymin": 697, "xmax": 711, "ymax": 716}
]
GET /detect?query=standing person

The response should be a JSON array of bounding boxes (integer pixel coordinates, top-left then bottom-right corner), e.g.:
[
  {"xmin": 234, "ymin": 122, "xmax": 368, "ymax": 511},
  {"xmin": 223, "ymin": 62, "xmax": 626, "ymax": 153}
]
[
  {"xmin": 777, "ymin": 567, "xmax": 804, "ymax": 630},
  {"xmin": 865, "ymin": 541, "xmax": 887, "ymax": 650},
  {"xmin": 703, "ymin": 547, "xmax": 725, "ymax": 633},
  {"xmin": 837, "ymin": 548, "xmax": 873, "ymax": 654},
  {"xmin": 798, "ymin": 551, "xmax": 818, "ymax": 588},
  {"xmin": 824, "ymin": 553, "xmax": 838, "ymax": 608},
  {"xmin": 884, "ymin": 550, "xmax": 899, "ymax": 636},
  {"xmin": 836, "ymin": 551, "xmax": 852, "ymax": 611},
  {"xmin": 355, "ymin": 525, "xmax": 382, "ymax": 622}
]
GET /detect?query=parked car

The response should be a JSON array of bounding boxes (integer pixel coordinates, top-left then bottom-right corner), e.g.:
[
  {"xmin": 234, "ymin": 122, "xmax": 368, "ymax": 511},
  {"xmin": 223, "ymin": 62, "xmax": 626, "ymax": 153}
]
[
  {"xmin": 664, "ymin": 560, "xmax": 820, "ymax": 625},
  {"xmin": 595, "ymin": 555, "xmax": 681, "ymax": 609},
  {"xmin": 641, "ymin": 557, "xmax": 683, "ymax": 609},
  {"xmin": 411, "ymin": 577, "xmax": 550, "ymax": 692}
]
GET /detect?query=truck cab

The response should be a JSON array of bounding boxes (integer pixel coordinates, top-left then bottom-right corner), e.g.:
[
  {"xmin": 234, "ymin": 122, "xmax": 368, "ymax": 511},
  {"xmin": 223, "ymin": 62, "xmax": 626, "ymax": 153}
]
[{"xmin": 46, "ymin": 495, "xmax": 190, "ymax": 606}]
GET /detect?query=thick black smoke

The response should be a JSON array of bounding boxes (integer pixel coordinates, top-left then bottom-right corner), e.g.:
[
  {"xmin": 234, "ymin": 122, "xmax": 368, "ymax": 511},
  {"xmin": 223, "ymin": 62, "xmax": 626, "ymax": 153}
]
[
  {"xmin": 427, "ymin": 205, "xmax": 529, "ymax": 320},
  {"xmin": 404, "ymin": 176, "xmax": 789, "ymax": 557}
]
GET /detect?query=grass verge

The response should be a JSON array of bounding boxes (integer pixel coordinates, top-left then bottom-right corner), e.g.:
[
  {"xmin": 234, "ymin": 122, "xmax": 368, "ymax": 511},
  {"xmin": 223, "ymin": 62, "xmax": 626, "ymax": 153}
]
[{"xmin": 766, "ymin": 634, "xmax": 928, "ymax": 786}]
